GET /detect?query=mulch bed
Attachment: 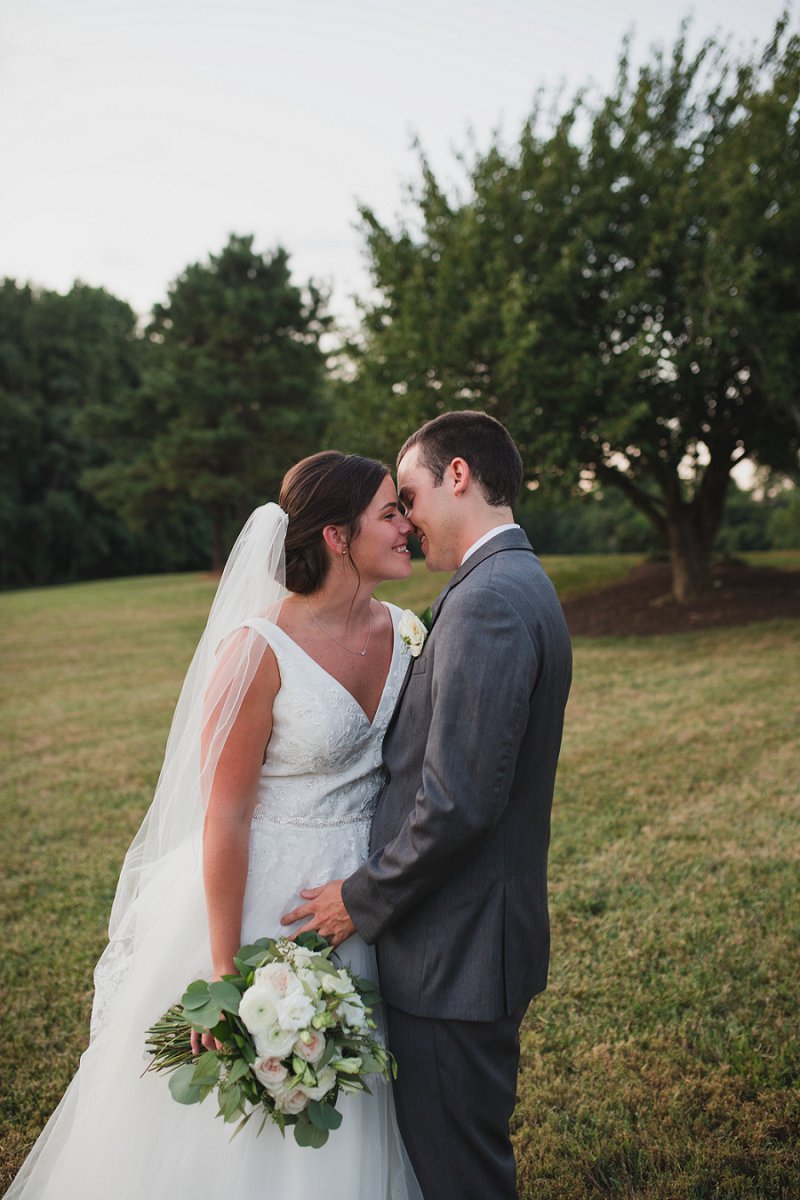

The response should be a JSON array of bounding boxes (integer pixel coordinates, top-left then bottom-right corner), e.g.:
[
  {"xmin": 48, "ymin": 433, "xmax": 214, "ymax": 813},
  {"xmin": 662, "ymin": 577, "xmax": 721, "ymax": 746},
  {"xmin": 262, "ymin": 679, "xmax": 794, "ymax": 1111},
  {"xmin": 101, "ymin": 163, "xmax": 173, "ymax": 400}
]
[{"xmin": 561, "ymin": 560, "xmax": 800, "ymax": 637}]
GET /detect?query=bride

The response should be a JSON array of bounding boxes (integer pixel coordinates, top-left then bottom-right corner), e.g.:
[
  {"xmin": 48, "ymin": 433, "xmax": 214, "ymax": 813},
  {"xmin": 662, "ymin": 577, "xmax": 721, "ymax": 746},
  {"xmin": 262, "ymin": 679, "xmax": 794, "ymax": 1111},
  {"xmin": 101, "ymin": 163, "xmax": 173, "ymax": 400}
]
[{"xmin": 7, "ymin": 451, "xmax": 422, "ymax": 1200}]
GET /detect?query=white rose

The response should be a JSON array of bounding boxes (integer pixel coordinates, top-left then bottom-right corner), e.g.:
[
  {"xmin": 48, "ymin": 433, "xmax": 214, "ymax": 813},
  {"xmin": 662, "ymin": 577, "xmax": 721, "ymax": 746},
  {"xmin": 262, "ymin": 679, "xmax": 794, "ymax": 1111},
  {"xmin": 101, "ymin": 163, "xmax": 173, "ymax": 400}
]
[
  {"xmin": 272, "ymin": 1084, "xmax": 309, "ymax": 1115},
  {"xmin": 293, "ymin": 1030, "xmax": 326, "ymax": 1065},
  {"xmin": 253, "ymin": 1024, "xmax": 297, "ymax": 1059},
  {"xmin": 252, "ymin": 1056, "xmax": 289, "ymax": 1089},
  {"xmin": 295, "ymin": 964, "xmax": 320, "ymax": 987},
  {"xmin": 321, "ymin": 969, "xmax": 355, "ymax": 997},
  {"xmin": 398, "ymin": 610, "xmax": 427, "ymax": 657},
  {"xmin": 289, "ymin": 946, "xmax": 315, "ymax": 967},
  {"xmin": 276, "ymin": 990, "xmax": 316, "ymax": 1031},
  {"xmin": 337, "ymin": 1000, "xmax": 367, "ymax": 1031},
  {"xmin": 298, "ymin": 1066, "xmax": 336, "ymax": 1102},
  {"xmin": 254, "ymin": 962, "xmax": 303, "ymax": 998},
  {"xmin": 238, "ymin": 986, "xmax": 279, "ymax": 1033}
]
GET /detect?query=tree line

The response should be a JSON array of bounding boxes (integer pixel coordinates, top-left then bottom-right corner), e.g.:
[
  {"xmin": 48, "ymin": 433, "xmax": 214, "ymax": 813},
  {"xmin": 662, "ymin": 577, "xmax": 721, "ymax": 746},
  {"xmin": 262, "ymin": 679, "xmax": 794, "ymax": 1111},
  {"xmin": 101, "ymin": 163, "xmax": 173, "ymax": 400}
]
[
  {"xmin": 1, "ymin": 19, "xmax": 798, "ymax": 598},
  {"xmin": 0, "ymin": 238, "xmax": 331, "ymax": 584}
]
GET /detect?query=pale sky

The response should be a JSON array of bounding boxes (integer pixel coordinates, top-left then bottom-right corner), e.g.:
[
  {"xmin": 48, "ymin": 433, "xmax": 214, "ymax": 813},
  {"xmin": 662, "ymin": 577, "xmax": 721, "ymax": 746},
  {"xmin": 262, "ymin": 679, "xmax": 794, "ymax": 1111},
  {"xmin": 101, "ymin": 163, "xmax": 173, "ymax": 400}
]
[{"xmin": 1, "ymin": 0, "xmax": 791, "ymax": 326}]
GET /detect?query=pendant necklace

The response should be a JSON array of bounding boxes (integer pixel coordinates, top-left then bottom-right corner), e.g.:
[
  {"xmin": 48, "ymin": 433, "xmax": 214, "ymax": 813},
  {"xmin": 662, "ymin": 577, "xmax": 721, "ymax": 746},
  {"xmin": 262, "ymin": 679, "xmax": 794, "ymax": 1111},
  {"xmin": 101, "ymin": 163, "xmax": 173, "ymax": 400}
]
[{"xmin": 305, "ymin": 596, "xmax": 372, "ymax": 657}]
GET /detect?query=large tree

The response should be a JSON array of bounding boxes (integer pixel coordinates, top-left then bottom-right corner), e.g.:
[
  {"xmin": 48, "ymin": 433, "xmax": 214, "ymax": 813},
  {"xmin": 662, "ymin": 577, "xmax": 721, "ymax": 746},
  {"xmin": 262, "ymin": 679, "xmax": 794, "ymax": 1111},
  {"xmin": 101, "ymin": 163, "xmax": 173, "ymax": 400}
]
[
  {"xmin": 338, "ymin": 20, "xmax": 800, "ymax": 601},
  {"xmin": 0, "ymin": 280, "xmax": 163, "ymax": 586},
  {"xmin": 87, "ymin": 236, "xmax": 332, "ymax": 569}
]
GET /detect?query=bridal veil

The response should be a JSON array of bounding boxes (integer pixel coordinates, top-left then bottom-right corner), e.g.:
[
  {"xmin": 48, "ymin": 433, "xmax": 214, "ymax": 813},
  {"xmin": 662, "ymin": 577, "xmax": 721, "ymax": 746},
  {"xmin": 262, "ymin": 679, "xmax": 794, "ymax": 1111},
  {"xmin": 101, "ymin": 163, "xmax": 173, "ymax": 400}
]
[{"xmin": 90, "ymin": 502, "xmax": 290, "ymax": 1033}]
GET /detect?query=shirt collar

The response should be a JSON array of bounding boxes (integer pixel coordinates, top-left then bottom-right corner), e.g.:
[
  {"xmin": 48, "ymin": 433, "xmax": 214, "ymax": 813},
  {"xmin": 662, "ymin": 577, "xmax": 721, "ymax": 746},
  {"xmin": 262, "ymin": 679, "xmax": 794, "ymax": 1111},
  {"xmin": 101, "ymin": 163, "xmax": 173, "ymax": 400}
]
[{"xmin": 460, "ymin": 523, "xmax": 520, "ymax": 566}]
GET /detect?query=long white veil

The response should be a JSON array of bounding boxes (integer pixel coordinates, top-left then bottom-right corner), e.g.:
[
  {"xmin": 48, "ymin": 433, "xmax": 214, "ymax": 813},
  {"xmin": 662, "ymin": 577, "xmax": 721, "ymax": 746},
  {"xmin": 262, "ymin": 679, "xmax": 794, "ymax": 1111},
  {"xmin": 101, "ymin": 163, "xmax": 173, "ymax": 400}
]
[{"xmin": 91, "ymin": 502, "xmax": 289, "ymax": 1035}]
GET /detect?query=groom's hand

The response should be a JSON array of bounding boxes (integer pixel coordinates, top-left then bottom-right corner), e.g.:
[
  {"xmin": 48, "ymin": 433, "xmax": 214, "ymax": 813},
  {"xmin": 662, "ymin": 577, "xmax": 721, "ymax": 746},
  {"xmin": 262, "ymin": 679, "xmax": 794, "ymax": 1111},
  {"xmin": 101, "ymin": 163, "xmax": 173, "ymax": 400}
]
[{"xmin": 280, "ymin": 880, "xmax": 356, "ymax": 947}]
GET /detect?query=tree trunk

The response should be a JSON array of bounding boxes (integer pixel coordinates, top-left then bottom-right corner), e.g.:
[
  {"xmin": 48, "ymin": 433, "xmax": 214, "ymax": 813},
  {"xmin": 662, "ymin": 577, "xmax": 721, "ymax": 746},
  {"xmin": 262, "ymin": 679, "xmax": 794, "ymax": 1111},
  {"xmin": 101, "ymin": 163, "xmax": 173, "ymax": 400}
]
[
  {"xmin": 598, "ymin": 451, "xmax": 734, "ymax": 605},
  {"xmin": 665, "ymin": 510, "xmax": 713, "ymax": 604},
  {"xmin": 664, "ymin": 440, "xmax": 736, "ymax": 603}
]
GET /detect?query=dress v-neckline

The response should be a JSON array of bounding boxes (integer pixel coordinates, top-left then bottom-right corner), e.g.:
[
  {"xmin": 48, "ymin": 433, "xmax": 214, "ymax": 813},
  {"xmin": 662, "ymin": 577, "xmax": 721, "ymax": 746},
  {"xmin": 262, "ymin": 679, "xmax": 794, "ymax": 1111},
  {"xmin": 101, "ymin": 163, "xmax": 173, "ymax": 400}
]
[{"xmin": 260, "ymin": 604, "xmax": 399, "ymax": 728}]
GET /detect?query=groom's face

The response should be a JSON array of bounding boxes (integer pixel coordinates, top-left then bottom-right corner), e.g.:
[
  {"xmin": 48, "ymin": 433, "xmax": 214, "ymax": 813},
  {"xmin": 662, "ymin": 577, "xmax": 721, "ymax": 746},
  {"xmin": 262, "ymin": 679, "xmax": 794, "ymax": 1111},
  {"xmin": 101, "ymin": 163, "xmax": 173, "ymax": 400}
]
[{"xmin": 397, "ymin": 447, "xmax": 460, "ymax": 573}]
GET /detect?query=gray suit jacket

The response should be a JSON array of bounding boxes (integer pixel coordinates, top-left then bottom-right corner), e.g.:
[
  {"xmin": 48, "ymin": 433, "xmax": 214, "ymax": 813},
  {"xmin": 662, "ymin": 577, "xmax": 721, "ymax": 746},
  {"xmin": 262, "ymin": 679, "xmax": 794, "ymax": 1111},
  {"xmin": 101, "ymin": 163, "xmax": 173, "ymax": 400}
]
[{"xmin": 342, "ymin": 528, "xmax": 572, "ymax": 1021}]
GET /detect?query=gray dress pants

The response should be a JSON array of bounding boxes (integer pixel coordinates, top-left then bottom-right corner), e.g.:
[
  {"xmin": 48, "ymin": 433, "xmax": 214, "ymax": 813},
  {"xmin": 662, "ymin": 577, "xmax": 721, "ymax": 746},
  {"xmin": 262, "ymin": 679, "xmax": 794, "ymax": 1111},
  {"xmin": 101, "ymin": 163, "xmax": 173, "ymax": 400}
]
[{"xmin": 385, "ymin": 1003, "xmax": 527, "ymax": 1200}]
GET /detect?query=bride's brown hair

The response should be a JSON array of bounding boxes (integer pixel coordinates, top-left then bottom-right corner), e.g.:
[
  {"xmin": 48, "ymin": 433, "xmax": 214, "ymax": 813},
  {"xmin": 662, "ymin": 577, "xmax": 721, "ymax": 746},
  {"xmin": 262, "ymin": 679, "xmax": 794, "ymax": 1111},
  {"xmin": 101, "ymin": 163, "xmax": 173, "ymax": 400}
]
[{"xmin": 279, "ymin": 451, "xmax": 389, "ymax": 594}]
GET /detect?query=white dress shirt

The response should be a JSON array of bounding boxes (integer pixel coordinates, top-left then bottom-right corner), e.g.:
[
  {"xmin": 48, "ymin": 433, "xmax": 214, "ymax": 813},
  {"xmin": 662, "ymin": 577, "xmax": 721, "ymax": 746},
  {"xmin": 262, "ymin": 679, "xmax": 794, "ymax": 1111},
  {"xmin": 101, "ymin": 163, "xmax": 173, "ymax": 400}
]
[{"xmin": 460, "ymin": 524, "xmax": 520, "ymax": 566}]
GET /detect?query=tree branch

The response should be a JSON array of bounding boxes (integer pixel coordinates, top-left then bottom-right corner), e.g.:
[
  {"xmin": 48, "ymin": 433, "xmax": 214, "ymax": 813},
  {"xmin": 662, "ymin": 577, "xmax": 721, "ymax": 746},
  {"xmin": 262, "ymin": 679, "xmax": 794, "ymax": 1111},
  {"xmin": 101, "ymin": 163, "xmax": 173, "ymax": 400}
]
[{"xmin": 595, "ymin": 462, "xmax": 668, "ymax": 538}]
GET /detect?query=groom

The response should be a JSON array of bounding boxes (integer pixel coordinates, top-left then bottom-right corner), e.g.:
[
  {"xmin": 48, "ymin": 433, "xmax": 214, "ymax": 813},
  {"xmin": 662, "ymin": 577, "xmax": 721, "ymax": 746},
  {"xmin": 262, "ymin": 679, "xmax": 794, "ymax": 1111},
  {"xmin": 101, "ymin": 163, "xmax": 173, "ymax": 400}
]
[{"xmin": 283, "ymin": 411, "xmax": 572, "ymax": 1198}]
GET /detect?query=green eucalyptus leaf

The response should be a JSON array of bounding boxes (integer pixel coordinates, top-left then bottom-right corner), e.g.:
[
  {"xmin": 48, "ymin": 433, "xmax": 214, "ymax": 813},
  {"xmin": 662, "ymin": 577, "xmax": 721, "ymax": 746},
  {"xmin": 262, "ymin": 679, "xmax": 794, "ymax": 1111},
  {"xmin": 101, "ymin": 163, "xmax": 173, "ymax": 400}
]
[
  {"xmin": 293, "ymin": 1115, "xmax": 329, "ymax": 1149},
  {"xmin": 295, "ymin": 931, "xmax": 331, "ymax": 954},
  {"xmin": 181, "ymin": 981, "xmax": 211, "ymax": 1010},
  {"xmin": 307, "ymin": 1100, "xmax": 343, "ymax": 1131},
  {"xmin": 308, "ymin": 955, "xmax": 337, "ymax": 976},
  {"xmin": 219, "ymin": 1083, "xmax": 243, "ymax": 1122},
  {"xmin": 186, "ymin": 1001, "xmax": 223, "ymax": 1030},
  {"xmin": 235, "ymin": 939, "xmax": 278, "ymax": 967},
  {"xmin": 227, "ymin": 1057, "xmax": 252, "ymax": 1084},
  {"xmin": 192, "ymin": 1051, "xmax": 222, "ymax": 1081},
  {"xmin": 208, "ymin": 980, "xmax": 242, "ymax": 1014},
  {"xmin": 168, "ymin": 1063, "xmax": 205, "ymax": 1105},
  {"xmin": 357, "ymin": 1052, "xmax": 385, "ymax": 1075},
  {"xmin": 236, "ymin": 1036, "xmax": 256, "ymax": 1065},
  {"xmin": 317, "ymin": 1039, "xmax": 336, "ymax": 1070},
  {"xmin": 352, "ymin": 973, "xmax": 381, "ymax": 995}
]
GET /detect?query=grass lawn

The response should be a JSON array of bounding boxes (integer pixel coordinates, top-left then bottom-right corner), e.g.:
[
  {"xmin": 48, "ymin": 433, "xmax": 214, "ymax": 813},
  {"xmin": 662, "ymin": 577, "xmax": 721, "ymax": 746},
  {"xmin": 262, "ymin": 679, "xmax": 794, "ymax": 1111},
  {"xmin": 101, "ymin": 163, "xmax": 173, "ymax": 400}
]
[
  {"xmin": 374, "ymin": 552, "xmax": 643, "ymax": 608},
  {"xmin": 1, "ymin": 555, "xmax": 798, "ymax": 1197}
]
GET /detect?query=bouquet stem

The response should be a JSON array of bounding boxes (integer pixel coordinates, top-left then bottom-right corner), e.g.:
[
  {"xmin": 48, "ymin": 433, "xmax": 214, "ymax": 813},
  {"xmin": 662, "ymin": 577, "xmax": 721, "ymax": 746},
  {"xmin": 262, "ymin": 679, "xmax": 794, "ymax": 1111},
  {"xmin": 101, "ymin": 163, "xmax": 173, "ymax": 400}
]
[{"xmin": 144, "ymin": 1005, "xmax": 195, "ymax": 1073}]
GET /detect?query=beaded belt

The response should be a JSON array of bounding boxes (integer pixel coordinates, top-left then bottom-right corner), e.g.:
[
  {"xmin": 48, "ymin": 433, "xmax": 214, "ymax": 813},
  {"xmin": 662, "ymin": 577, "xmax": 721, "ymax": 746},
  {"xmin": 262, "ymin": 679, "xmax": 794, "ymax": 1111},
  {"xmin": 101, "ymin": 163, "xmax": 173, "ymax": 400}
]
[{"xmin": 251, "ymin": 807, "xmax": 373, "ymax": 829}]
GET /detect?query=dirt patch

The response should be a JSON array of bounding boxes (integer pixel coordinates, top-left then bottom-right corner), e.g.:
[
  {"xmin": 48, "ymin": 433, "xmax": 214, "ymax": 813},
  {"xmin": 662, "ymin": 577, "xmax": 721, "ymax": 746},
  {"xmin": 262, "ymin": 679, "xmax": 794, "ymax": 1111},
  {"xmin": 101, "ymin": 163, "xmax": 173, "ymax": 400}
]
[{"xmin": 561, "ymin": 560, "xmax": 800, "ymax": 637}]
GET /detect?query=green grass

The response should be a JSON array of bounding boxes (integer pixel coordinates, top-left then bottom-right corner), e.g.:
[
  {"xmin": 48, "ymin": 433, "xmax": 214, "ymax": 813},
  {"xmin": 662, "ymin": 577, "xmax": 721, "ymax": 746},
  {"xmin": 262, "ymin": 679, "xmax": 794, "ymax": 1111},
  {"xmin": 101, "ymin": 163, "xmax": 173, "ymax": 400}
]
[
  {"xmin": 740, "ymin": 549, "xmax": 800, "ymax": 572},
  {"xmin": 1, "ymin": 557, "xmax": 798, "ymax": 1196},
  {"xmin": 515, "ymin": 620, "xmax": 799, "ymax": 1198},
  {"xmin": 375, "ymin": 551, "xmax": 643, "ymax": 608}
]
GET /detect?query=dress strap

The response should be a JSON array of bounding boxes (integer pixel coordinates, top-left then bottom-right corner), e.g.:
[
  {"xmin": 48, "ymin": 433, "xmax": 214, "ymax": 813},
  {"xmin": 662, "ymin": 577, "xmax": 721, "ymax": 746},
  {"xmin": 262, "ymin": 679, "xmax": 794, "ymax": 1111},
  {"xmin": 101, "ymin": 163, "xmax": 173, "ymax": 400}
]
[{"xmin": 241, "ymin": 616, "xmax": 279, "ymax": 640}]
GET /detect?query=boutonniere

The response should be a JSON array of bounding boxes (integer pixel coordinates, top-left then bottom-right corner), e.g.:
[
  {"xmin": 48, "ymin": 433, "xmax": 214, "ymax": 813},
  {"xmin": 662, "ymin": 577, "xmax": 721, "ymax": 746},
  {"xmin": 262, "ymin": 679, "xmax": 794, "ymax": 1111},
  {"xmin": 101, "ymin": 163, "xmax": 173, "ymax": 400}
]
[{"xmin": 398, "ymin": 608, "xmax": 431, "ymax": 657}]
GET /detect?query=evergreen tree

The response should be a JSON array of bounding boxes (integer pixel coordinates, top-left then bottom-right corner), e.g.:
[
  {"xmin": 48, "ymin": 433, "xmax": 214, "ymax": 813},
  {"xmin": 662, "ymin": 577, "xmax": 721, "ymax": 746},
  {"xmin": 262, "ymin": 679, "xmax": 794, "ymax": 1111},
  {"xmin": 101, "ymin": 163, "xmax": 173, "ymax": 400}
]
[{"xmin": 86, "ymin": 236, "xmax": 332, "ymax": 569}]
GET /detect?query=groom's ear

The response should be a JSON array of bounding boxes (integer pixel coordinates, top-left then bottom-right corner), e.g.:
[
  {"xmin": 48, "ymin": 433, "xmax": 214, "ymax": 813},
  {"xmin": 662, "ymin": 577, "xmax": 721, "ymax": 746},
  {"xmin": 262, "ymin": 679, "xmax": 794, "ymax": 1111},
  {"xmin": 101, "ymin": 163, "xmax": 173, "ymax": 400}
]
[{"xmin": 449, "ymin": 457, "xmax": 471, "ymax": 497}]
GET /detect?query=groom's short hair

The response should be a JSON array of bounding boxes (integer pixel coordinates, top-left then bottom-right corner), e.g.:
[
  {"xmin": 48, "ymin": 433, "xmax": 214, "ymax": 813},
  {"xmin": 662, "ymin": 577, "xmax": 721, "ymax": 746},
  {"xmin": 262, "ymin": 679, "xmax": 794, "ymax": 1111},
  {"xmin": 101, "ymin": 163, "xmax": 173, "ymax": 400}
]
[{"xmin": 398, "ymin": 411, "xmax": 523, "ymax": 508}]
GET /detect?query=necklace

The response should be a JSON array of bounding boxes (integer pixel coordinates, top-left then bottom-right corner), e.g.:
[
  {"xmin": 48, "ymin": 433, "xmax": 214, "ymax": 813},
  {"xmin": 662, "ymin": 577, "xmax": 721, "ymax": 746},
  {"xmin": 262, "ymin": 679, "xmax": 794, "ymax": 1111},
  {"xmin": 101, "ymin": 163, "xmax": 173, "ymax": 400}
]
[{"xmin": 305, "ymin": 595, "xmax": 372, "ymax": 657}]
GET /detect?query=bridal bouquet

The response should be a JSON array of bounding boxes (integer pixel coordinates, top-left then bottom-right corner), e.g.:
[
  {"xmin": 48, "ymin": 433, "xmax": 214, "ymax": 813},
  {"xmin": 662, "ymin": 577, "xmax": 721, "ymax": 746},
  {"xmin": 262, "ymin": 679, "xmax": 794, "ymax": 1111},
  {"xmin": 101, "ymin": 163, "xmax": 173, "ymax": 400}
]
[{"xmin": 145, "ymin": 933, "xmax": 394, "ymax": 1147}]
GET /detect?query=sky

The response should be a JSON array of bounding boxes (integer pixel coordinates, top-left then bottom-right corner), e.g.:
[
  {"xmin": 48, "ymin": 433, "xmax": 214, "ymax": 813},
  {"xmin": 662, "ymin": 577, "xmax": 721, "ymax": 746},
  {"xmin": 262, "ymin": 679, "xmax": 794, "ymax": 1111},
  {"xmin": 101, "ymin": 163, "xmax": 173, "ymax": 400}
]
[{"xmin": 1, "ymin": 0, "xmax": 792, "ymax": 327}]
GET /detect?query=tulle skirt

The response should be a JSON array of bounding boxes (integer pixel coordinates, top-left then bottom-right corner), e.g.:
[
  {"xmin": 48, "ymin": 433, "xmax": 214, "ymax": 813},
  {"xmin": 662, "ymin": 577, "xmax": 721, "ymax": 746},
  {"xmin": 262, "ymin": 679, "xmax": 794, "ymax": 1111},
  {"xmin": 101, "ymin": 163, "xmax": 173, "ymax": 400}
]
[{"xmin": 7, "ymin": 823, "xmax": 420, "ymax": 1200}]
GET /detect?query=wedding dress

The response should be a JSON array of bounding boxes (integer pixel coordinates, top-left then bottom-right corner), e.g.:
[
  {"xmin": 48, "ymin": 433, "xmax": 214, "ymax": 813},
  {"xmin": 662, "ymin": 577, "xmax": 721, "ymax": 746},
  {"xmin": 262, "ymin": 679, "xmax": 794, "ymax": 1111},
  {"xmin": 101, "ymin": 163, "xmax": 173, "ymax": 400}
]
[{"xmin": 7, "ymin": 604, "xmax": 421, "ymax": 1199}]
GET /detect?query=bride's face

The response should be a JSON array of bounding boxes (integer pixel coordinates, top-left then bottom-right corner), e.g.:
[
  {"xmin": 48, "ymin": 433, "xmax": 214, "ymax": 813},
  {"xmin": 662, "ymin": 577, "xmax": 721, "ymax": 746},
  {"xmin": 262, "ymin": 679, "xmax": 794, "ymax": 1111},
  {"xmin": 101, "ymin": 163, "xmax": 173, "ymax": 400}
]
[{"xmin": 348, "ymin": 475, "xmax": 413, "ymax": 584}]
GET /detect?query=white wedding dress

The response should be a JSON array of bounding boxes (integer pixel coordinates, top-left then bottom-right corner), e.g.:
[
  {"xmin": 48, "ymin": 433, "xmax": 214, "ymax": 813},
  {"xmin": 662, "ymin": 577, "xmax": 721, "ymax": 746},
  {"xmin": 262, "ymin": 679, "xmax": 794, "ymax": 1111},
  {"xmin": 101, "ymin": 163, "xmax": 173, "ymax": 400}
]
[{"xmin": 7, "ymin": 605, "xmax": 421, "ymax": 1200}]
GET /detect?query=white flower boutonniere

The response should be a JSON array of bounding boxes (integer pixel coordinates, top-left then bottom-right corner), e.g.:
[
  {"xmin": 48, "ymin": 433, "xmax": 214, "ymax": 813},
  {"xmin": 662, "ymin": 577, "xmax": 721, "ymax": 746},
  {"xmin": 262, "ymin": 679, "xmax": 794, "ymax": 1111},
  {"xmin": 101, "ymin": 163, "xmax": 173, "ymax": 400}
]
[{"xmin": 398, "ymin": 609, "xmax": 428, "ymax": 657}]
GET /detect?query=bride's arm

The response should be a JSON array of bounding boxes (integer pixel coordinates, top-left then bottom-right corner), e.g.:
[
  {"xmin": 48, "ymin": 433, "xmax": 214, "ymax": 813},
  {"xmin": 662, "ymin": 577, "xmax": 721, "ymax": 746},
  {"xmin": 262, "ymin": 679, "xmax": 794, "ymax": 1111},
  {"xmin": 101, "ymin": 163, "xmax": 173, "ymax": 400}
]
[{"xmin": 202, "ymin": 643, "xmax": 281, "ymax": 979}]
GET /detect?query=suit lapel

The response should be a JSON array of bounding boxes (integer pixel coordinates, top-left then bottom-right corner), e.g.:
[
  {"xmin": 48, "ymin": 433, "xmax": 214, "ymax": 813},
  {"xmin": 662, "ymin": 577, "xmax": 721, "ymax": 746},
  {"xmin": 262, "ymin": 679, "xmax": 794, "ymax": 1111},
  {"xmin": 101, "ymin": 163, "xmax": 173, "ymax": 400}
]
[
  {"xmin": 385, "ymin": 657, "xmax": 414, "ymax": 737},
  {"xmin": 384, "ymin": 530, "xmax": 535, "ymax": 740},
  {"xmin": 429, "ymin": 528, "xmax": 535, "ymax": 623}
]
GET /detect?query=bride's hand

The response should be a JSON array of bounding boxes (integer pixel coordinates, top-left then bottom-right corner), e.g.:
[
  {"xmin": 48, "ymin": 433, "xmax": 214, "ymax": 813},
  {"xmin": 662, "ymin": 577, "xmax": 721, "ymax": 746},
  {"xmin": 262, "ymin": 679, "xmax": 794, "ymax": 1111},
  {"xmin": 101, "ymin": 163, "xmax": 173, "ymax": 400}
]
[
  {"xmin": 190, "ymin": 970, "xmax": 232, "ymax": 1055},
  {"xmin": 190, "ymin": 1025, "xmax": 227, "ymax": 1056}
]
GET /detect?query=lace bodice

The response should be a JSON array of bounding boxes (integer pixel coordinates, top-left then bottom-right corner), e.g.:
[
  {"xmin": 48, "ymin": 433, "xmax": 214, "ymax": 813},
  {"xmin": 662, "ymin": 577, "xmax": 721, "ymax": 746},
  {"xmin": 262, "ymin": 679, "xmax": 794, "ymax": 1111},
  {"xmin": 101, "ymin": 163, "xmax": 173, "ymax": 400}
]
[{"xmin": 243, "ymin": 604, "xmax": 407, "ymax": 830}]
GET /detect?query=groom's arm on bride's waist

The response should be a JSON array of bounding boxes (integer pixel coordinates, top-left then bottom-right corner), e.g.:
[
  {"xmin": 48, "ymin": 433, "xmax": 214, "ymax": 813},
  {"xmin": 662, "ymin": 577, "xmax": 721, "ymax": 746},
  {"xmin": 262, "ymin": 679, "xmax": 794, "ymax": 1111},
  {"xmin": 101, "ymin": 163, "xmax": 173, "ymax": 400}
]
[{"xmin": 342, "ymin": 584, "xmax": 537, "ymax": 943}]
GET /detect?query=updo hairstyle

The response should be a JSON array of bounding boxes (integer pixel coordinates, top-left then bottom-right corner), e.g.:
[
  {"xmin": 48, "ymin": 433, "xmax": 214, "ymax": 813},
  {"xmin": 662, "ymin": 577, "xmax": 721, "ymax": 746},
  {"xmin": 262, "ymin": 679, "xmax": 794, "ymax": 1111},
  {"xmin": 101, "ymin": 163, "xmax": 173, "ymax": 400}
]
[{"xmin": 279, "ymin": 451, "xmax": 389, "ymax": 594}]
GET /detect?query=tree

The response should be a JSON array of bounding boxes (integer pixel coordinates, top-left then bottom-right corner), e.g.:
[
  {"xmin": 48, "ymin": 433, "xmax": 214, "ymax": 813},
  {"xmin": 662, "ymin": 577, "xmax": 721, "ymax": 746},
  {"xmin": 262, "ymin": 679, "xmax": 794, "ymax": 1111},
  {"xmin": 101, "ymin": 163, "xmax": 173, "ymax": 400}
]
[
  {"xmin": 338, "ymin": 19, "xmax": 800, "ymax": 601},
  {"xmin": 0, "ymin": 279, "xmax": 162, "ymax": 586},
  {"xmin": 86, "ymin": 236, "xmax": 332, "ymax": 569}
]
